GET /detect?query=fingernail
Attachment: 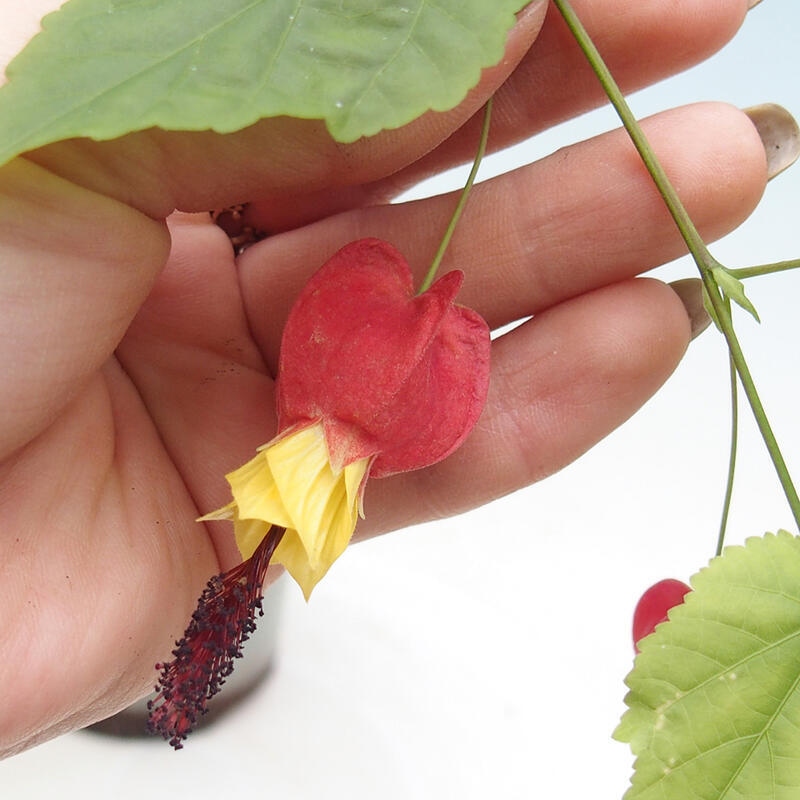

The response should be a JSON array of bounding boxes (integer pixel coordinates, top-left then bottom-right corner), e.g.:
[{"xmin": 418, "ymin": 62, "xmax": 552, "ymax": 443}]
[
  {"xmin": 748, "ymin": 0, "xmax": 764, "ymax": 9},
  {"xmin": 744, "ymin": 103, "xmax": 800, "ymax": 180},
  {"xmin": 669, "ymin": 278, "xmax": 711, "ymax": 341}
]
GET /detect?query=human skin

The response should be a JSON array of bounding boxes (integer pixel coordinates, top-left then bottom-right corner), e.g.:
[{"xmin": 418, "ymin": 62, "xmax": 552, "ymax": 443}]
[{"xmin": 0, "ymin": 0, "xmax": 768, "ymax": 757}]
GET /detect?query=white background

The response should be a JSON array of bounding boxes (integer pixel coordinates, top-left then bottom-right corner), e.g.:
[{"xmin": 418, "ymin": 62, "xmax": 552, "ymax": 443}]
[{"xmin": 2, "ymin": 2, "xmax": 799, "ymax": 798}]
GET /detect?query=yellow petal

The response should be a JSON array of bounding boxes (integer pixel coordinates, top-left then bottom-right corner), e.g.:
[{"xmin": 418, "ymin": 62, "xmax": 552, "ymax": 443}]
[
  {"xmin": 266, "ymin": 423, "xmax": 369, "ymax": 598},
  {"xmin": 198, "ymin": 501, "xmax": 272, "ymax": 562},
  {"xmin": 267, "ymin": 425, "xmax": 343, "ymax": 563},
  {"xmin": 232, "ymin": 516, "xmax": 272, "ymax": 562},
  {"xmin": 226, "ymin": 450, "xmax": 293, "ymax": 529},
  {"xmin": 272, "ymin": 531, "xmax": 323, "ymax": 601},
  {"xmin": 197, "ymin": 501, "xmax": 236, "ymax": 522},
  {"xmin": 211, "ymin": 422, "xmax": 369, "ymax": 598}
]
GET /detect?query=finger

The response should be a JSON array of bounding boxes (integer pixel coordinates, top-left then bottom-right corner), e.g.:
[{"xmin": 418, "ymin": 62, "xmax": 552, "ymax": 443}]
[
  {"xmin": 238, "ymin": 102, "xmax": 766, "ymax": 369},
  {"xmin": 0, "ymin": 157, "xmax": 170, "ymax": 458},
  {"xmin": 385, "ymin": 0, "xmax": 753, "ymax": 190},
  {"xmin": 115, "ymin": 214, "xmax": 278, "ymax": 567},
  {"xmin": 357, "ymin": 276, "xmax": 690, "ymax": 536},
  {"xmin": 445, "ymin": 103, "xmax": 766, "ymax": 325},
  {"xmin": 242, "ymin": 0, "xmax": 751, "ymax": 231},
  {"xmin": 0, "ymin": 360, "xmax": 219, "ymax": 755}
]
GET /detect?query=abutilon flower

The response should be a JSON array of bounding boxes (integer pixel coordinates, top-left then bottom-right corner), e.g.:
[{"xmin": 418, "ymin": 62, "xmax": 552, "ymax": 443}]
[{"xmin": 147, "ymin": 237, "xmax": 491, "ymax": 747}]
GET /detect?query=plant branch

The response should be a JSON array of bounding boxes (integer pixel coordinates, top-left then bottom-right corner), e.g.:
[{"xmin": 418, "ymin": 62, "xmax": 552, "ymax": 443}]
[
  {"xmin": 717, "ymin": 302, "xmax": 738, "ymax": 557},
  {"xmin": 730, "ymin": 258, "xmax": 800, "ymax": 280},
  {"xmin": 551, "ymin": 0, "xmax": 714, "ymax": 269},
  {"xmin": 552, "ymin": 0, "xmax": 800, "ymax": 531}
]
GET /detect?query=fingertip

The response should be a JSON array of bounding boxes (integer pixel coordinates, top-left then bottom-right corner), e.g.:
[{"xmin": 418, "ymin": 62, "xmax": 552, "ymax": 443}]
[
  {"xmin": 668, "ymin": 278, "xmax": 713, "ymax": 342},
  {"xmin": 639, "ymin": 102, "xmax": 769, "ymax": 243},
  {"xmin": 563, "ymin": 277, "xmax": 694, "ymax": 395},
  {"xmin": 743, "ymin": 103, "xmax": 800, "ymax": 182}
]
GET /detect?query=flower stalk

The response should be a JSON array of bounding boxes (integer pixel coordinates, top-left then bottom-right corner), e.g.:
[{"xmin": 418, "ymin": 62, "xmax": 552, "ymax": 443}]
[
  {"xmin": 729, "ymin": 258, "xmax": 800, "ymax": 280},
  {"xmin": 717, "ymin": 301, "xmax": 739, "ymax": 557},
  {"xmin": 418, "ymin": 97, "xmax": 493, "ymax": 293}
]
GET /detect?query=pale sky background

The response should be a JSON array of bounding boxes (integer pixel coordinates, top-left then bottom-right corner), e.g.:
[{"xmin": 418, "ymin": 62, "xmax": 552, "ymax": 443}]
[{"xmin": 2, "ymin": 3, "xmax": 799, "ymax": 799}]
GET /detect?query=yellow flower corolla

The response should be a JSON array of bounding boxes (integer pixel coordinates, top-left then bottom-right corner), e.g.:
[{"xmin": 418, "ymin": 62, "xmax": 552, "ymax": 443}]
[{"xmin": 203, "ymin": 422, "xmax": 370, "ymax": 600}]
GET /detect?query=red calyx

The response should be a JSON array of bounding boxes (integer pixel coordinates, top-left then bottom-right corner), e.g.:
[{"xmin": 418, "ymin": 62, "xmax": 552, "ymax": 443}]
[{"xmin": 276, "ymin": 238, "xmax": 491, "ymax": 477}]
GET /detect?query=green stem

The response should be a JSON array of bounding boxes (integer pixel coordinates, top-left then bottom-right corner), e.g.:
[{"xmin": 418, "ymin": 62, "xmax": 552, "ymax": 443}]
[
  {"xmin": 551, "ymin": 0, "xmax": 714, "ymax": 269},
  {"xmin": 716, "ymin": 302, "xmax": 738, "ymax": 557},
  {"xmin": 418, "ymin": 97, "xmax": 493, "ymax": 294},
  {"xmin": 553, "ymin": 0, "xmax": 800, "ymax": 531},
  {"xmin": 730, "ymin": 258, "xmax": 800, "ymax": 280},
  {"xmin": 701, "ymin": 269, "xmax": 800, "ymax": 526}
]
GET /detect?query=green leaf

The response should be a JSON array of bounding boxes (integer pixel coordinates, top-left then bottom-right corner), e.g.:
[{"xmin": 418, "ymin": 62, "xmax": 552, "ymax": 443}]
[
  {"xmin": 712, "ymin": 266, "xmax": 761, "ymax": 323},
  {"xmin": 0, "ymin": 0, "xmax": 529, "ymax": 165},
  {"xmin": 615, "ymin": 531, "xmax": 800, "ymax": 799}
]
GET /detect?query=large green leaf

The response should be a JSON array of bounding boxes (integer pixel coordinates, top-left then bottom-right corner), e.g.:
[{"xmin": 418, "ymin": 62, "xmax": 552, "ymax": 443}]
[
  {"xmin": 0, "ymin": 0, "xmax": 529, "ymax": 165},
  {"xmin": 615, "ymin": 530, "xmax": 800, "ymax": 799}
]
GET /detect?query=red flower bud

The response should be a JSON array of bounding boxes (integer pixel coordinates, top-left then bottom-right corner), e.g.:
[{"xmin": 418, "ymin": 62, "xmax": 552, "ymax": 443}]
[{"xmin": 633, "ymin": 578, "xmax": 692, "ymax": 652}]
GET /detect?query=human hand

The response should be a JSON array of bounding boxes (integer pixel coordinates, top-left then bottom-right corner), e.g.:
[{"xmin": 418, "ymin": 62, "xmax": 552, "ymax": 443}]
[{"xmin": 0, "ymin": 0, "xmax": 771, "ymax": 756}]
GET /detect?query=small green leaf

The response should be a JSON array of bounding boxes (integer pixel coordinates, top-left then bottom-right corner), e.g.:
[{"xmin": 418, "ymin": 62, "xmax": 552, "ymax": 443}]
[
  {"xmin": 615, "ymin": 531, "xmax": 800, "ymax": 799},
  {"xmin": 712, "ymin": 266, "xmax": 761, "ymax": 323},
  {"xmin": 0, "ymin": 0, "xmax": 529, "ymax": 165}
]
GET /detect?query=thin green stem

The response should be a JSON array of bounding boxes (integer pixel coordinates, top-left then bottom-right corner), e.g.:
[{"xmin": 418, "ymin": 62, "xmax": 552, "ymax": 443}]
[
  {"xmin": 418, "ymin": 97, "xmax": 493, "ymax": 294},
  {"xmin": 553, "ymin": 0, "xmax": 800, "ymax": 531},
  {"xmin": 716, "ymin": 302, "xmax": 738, "ymax": 557},
  {"xmin": 700, "ymin": 269, "xmax": 800, "ymax": 526},
  {"xmin": 730, "ymin": 258, "xmax": 800, "ymax": 280},
  {"xmin": 551, "ymin": 0, "xmax": 714, "ymax": 270}
]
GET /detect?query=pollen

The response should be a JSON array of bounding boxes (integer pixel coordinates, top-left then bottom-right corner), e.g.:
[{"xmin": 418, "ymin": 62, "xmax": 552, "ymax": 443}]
[{"xmin": 146, "ymin": 525, "xmax": 286, "ymax": 749}]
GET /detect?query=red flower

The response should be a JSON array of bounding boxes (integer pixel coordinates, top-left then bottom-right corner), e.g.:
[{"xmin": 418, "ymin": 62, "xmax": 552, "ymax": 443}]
[
  {"xmin": 148, "ymin": 237, "xmax": 490, "ymax": 747},
  {"xmin": 209, "ymin": 237, "xmax": 491, "ymax": 596}
]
